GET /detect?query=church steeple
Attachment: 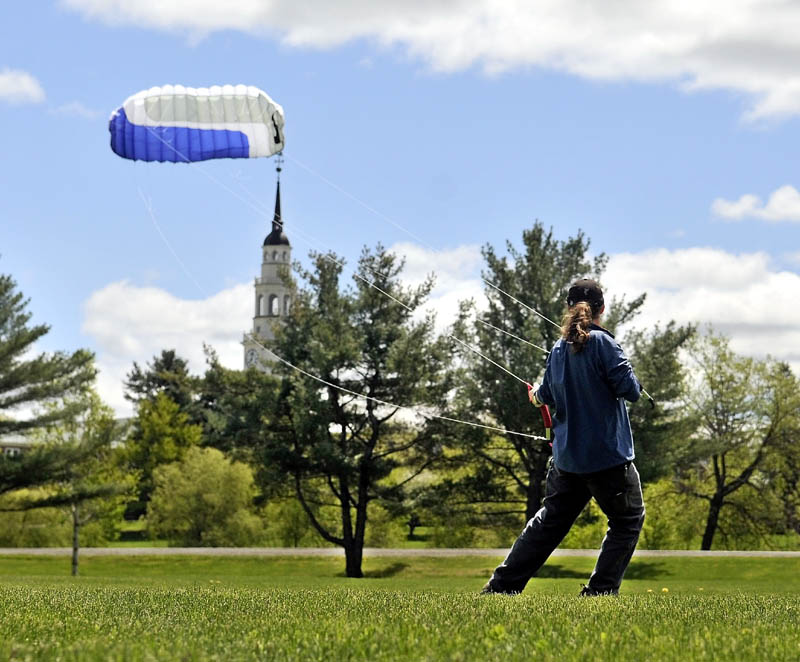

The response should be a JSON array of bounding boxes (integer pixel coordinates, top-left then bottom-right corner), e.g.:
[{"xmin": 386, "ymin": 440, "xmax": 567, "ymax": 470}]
[
  {"xmin": 273, "ymin": 180, "xmax": 281, "ymax": 232},
  {"xmin": 264, "ymin": 175, "xmax": 290, "ymax": 246},
  {"xmin": 245, "ymin": 162, "xmax": 293, "ymax": 369}
]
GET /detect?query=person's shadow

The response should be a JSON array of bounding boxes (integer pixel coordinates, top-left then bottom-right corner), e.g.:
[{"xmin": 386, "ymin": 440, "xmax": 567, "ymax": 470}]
[
  {"xmin": 337, "ymin": 562, "xmax": 409, "ymax": 579},
  {"xmin": 535, "ymin": 560, "xmax": 667, "ymax": 580}
]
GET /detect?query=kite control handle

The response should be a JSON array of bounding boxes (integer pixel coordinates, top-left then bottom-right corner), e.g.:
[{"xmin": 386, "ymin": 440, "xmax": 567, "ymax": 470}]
[
  {"xmin": 540, "ymin": 404, "xmax": 552, "ymax": 442},
  {"xmin": 526, "ymin": 382, "xmax": 552, "ymax": 443}
]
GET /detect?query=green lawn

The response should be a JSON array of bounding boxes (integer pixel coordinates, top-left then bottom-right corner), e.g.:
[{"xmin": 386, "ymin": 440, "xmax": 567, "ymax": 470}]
[{"xmin": 0, "ymin": 554, "xmax": 798, "ymax": 661}]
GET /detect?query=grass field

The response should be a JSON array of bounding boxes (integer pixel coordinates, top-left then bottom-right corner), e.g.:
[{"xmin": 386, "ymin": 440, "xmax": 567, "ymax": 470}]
[{"xmin": 0, "ymin": 554, "xmax": 798, "ymax": 661}]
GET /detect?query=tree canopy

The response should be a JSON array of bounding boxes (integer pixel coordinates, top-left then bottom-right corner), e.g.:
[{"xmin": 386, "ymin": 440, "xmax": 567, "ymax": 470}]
[
  {"xmin": 446, "ymin": 222, "xmax": 639, "ymax": 522},
  {"xmin": 0, "ymin": 270, "xmax": 97, "ymax": 497},
  {"xmin": 0, "ymin": 272, "xmax": 95, "ymax": 437},
  {"xmin": 264, "ymin": 245, "xmax": 451, "ymax": 577},
  {"xmin": 677, "ymin": 333, "xmax": 800, "ymax": 549}
]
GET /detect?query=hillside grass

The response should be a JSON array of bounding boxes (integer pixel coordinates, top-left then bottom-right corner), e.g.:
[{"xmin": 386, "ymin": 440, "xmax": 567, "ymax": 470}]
[{"xmin": 0, "ymin": 554, "xmax": 797, "ymax": 661}]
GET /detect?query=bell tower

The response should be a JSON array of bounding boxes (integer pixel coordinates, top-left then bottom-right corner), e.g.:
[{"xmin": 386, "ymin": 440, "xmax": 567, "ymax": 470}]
[{"xmin": 243, "ymin": 166, "xmax": 292, "ymax": 369}]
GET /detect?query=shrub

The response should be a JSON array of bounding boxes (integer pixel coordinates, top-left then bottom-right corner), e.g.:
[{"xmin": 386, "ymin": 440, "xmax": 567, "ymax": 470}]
[
  {"xmin": 0, "ymin": 488, "xmax": 125, "ymax": 547},
  {"xmin": 639, "ymin": 478, "xmax": 705, "ymax": 550},
  {"xmin": 559, "ymin": 500, "xmax": 607, "ymax": 549},
  {"xmin": 0, "ymin": 499, "xmax": 70, "ymax": 547},
  {"xmin": 262, "ymin": 500, "xmax": 318, "ymax": 547},
  {"xmin": 147, "ymin": 447, "xmax": 264, "ymax": 546},
  {"xmin": 364, "ymin": 504, "xmax": 406, "ymax": 547}
]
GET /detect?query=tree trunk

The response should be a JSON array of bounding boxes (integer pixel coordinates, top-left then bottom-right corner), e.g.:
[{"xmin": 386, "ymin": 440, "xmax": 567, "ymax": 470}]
[
  {"xmin": 337, "ymin": 473, "xmax": 361, "ymax": 577},
  {"xmin": 71, "ymin": 503, "xmax": 80, "ymax": 577},
  {"xmin": 345, "ymin": 494, "xmax": 369, "ymax": 578},
  {"xmin": 344, "ymin": 541, "xmax": 364, "ymax": 578},
  {"xmin": 701, "ymin": 496, "xmax": 723, "ymax": 551},
  {"xmin": 407, "ymin": 514, "xmax": 420, "ymax": 540}
]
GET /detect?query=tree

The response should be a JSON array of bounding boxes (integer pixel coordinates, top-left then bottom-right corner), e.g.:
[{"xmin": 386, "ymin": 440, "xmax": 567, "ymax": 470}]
[
  {"xmin": 148, "ymin": 446, "xmax": 263, "ymax": 546},
  {"xmin": 124, "ymin": 392, "xmax": 203, "ymax": 517},
  {"xmin": 625, "ymin": 322, "xmax": 696, "ymax": 483},
  {"xmin": 20, "ymin": 391, "xmax": 135, "ymax": 575},
  {"xmin": 124, "ymin": 349, "xmax": 201, "ymax": 422},
  {"xmin": 768, "ymin": 369, "xmax": 800, "ymax": 537},
  {"xmin": 261, "ymin": 499, "xmax": 319, "ymax": 547},
  {"xmin": 0, "ymin": 496, "xmax": 72, "ymax": 547},
  {"xmin": 0, "ymin": 270, "xmax": 96, "ymax": 493},
  {"xmin": 677, "ymin": 333, "xmax": 798, "ymax": 550},
  {"xmin": 199, "ymin": 346, "xmax": 280, "ymax": 464},
  {"xmin": 0, "ymin": 390, "xmax": 135, "ymax": 573},
  {"xmin": 266, "ymin": 245, "xmax": 450, "ymax": 577},
  {"xmin": 447, "ymin": 222, "xmax": 641, "ymax": 523}
]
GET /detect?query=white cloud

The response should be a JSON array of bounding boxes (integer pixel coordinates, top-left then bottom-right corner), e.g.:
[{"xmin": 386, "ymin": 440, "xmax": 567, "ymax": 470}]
[
  {"xmin": 49, "ymin": 100, "xmax": 103, "ymax": 120},
  {"xmin": 85, "ymin": 245, "xmax": 800, "ymax": 414},
  {"xmin": 83, "ymin": 246, "xmax": 486, "ymax": 415},
  {"xmin": 391, "ymin": 242, "xmax": 485, "ymax": 330},
  {"xmin": 712, "ymin": 185, "xmax": 800, "ymax": 223},
  {"xmin": 0, "ymin": 67, "xmax": 45, "ymax": 105},
  {"xmin": 391, "ymin": 243, "xmax": 800, "ymax": 374},
  {"xmin": 393, "ymin": 241, "xmax": 481, "ymax": 289},
  {"xmin": 603, "ymin": 247, "xmax": 800, "ymax": 373},
  {"xmin": 82, "ymin": 281, "xmax": 252, "ymax": 415},
  {"xmin": 63, "ymin": 0, "xmax": 800, "ymax": 119}
]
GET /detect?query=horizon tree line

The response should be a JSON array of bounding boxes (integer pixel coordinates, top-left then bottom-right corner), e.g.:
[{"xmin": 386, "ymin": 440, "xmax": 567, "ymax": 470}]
[{"xmin": 1, "ymin": 223, "xmax": 798, "ymax": 577}]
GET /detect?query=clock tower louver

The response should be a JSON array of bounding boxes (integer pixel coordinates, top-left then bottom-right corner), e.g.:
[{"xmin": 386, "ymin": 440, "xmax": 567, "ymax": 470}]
[{"xmin": 243, "ymin": 177, "xmax": 292, "ymax": 369}]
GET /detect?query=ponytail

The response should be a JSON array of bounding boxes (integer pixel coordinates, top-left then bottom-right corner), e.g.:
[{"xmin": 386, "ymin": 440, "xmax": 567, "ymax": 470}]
[{"xmin": 561, "ymin": 301, "xmax": 594, "ymax": 353}]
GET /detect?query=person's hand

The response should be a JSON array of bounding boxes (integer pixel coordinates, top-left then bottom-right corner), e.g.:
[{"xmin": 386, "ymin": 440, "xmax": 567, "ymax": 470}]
[{"xmin": 527, "ymin": 382, "xmax": 544, "ymax": 407}]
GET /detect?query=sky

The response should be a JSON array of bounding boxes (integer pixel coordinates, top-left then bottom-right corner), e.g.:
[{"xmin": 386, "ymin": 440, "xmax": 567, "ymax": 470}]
[{"xmin": 2, "ymin": 1, "xmax": 799, "ymax": 416}]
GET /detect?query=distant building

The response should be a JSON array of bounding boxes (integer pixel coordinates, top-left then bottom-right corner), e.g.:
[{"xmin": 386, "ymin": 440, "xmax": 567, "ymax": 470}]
[
  {"xmin": 0, "ymin": 433, "xmax": 34, "ymax": 457},
  {"xmin": 242, "ymin": 179, "xmax": 292, "ymax": 369},
  {"xmin": 0, "ymin": 418, "xmax": 132, "ymax": 456}
]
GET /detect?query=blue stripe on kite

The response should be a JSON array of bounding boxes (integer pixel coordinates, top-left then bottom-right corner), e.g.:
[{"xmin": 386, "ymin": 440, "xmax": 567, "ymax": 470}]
[{"xmin": 109, "ymin": 107, "xmax": 251, "ymax": 162}]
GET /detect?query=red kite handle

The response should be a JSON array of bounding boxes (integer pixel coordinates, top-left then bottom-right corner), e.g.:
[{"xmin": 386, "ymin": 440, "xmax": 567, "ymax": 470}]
[
  {"xmin": 540, "ymin": 405, "xmax": 552, "ymax": 443},
  {"xmin": 526, "ymin": 382, "xmax": 552, "ymax": 443}
]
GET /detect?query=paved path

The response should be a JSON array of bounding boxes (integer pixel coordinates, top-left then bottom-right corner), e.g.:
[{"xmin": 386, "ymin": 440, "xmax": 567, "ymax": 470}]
[{"xmin": 1, "ymin": 547, "xmax": 798, "ymax": 557}]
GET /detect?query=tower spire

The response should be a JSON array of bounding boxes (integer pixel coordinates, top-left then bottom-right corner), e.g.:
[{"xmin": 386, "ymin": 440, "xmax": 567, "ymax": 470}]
[
  {"xmin": 272, "ymin": 179, "xmax": 282, "ymax": 234},
  {"xmin": 246, "ymin": 153, "xmax": 292, "ymax": 370},
  {"xmin": 263, "ymin": 155, "xmax": 289, "ymax": 247}
]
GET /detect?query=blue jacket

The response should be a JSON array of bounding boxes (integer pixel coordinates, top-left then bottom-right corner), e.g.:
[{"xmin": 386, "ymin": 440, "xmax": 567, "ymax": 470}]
[{"xmin": 536, "ymin": 324, "xmax": 641, "ymax": 474}]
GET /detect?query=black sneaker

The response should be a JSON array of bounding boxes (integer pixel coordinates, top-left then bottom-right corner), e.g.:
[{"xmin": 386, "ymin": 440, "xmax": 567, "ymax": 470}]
[
  {"xmin": 579, "ymin": 584, "xmax": 618, "ymax": 597},
  {"xmin": 481, "ymin": 582, "xmax": 519, "ymax": 595}
]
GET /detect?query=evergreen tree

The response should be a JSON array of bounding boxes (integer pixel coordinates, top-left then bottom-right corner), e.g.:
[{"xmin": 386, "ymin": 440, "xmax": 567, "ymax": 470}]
[
  {"xmin": 122, "ymin": 351, "xmax": 203, "ymax": 518},
  {"xmin": 266, "ymin": 245, "xmax": 450, "ymax": 577},
  {"xmin": 626, "ymin": 322, "xmax": 696, "ymax": 483},
  {"xmin": 0, "ymin": 272, "xmax": 95, "ymax": 436},
  {"xmin": 124, "ymin": 392, "xmax": 203, "ymax": 517},
  {"xmin": 199, "ymin": 346, "xmax": 280, "ymax": 464},
  {"xmin": 124, "ymin": 349, "xmax": 201, "ymax": 422},
  {"xmin": 14, "ymin": 391, "xmax": 136, "ymax": 574},
  {"xmin": 0, "ymin": 271, "xmax": 96, "ymax": 494},
  {"xmin": 447, "ymin": 222, "xmax": 638, "ymax": 522}
]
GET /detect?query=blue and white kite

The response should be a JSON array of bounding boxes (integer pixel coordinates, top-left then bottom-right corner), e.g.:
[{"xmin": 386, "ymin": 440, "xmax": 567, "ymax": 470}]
[{"xmin": 109, "ymin": 84, "xmax": 285, "ymax": 163}]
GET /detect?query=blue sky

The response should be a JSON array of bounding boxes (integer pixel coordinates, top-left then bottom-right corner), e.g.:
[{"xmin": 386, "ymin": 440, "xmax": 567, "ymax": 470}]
[{"xmin": 2, "ymin": 1, "xmax": 800, "ymax": 413}]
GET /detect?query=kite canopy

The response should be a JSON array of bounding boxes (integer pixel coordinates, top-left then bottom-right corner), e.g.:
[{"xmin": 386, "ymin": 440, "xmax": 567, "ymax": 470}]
[{"xmin": 109, "ymin": 84, "xmax": 285, "ymax": 163}]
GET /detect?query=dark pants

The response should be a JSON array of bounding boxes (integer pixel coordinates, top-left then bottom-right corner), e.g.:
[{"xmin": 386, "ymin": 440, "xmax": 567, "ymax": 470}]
[{"xmin": 488, "ymin": 460, "xmax": 645, "ymax": 595}]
